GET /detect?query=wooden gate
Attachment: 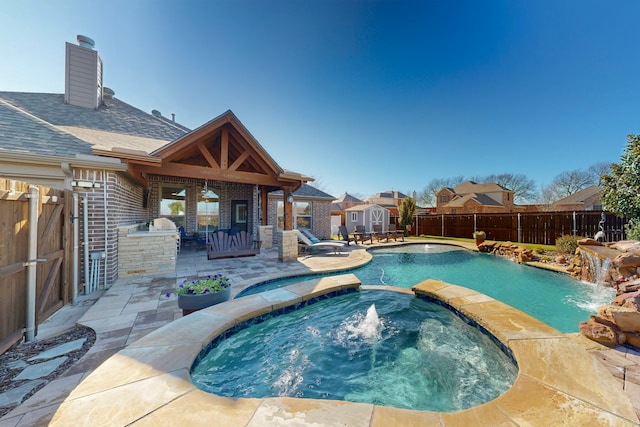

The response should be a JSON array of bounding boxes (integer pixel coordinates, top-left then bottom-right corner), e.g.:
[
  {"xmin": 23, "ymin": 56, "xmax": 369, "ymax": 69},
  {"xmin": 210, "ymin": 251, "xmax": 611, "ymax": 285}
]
[{"xmin": 0, "ymin": 179, "xmax": 74, "ymax": 354}]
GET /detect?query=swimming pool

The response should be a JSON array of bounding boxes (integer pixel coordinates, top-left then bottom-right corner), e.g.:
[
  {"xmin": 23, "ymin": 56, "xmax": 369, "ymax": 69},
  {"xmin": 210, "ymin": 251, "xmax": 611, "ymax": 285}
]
[
  {"xmin": 238, "ymin": 244, "xmax": 614, "ymax": 333},
  {"xmin": 190, "ymin": 290, "xmax": 518, "ymax": 412}
]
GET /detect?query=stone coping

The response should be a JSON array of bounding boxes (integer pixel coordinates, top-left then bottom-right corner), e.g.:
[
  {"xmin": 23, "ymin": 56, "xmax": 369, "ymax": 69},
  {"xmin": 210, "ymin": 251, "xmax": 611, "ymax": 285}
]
[{"xmin": 50, "ymin": 275, "xmax": 639, "ymax": 426}]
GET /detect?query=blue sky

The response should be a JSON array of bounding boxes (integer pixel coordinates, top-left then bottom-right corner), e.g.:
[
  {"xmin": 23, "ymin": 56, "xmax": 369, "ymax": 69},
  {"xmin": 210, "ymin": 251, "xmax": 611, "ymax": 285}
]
[{"xmin": 2, "ymin": 1, "xmax": 639, "ymax": 200}]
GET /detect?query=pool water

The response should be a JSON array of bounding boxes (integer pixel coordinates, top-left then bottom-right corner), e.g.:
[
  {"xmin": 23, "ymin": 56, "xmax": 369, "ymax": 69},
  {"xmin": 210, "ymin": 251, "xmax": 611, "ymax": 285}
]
[
  {"xmin": 190, "ymin": 291, "xmax": 518, "ymax": 412},
  {"xmin": 239, "ymin": 244, "xmax": 615, "ymax": 333}
]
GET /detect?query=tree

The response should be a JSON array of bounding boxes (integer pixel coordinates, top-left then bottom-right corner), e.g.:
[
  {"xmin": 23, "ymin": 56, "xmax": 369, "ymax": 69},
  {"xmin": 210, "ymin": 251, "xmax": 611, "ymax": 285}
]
[
  {"xmin": 601, "ymin": 135, "xmax": 640, "ymax": 238},
  {"xmin": 168, "ymin": 201, "xmax": 185, "ymax": 215},
  {"xmin": 398, "ymin": 196, "xmax": 416, "ymax": 232},
  {"xmin": 543, "ymin": 164, "xmax": 605, "ymax": 203}
]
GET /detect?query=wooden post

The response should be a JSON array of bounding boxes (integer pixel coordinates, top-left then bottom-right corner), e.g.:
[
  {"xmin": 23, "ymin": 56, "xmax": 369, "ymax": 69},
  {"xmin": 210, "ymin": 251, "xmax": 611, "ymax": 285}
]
[{"xmin": 284, "ymin": 187, "xmax": 293, "ymax": 230}]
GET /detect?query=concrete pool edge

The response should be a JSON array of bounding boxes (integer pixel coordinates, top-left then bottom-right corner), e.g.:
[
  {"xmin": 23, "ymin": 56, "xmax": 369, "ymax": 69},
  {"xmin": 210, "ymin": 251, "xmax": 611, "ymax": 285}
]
[{"xmin": 49, "ymin": 275, "xmax": 639, "ymax": 426}]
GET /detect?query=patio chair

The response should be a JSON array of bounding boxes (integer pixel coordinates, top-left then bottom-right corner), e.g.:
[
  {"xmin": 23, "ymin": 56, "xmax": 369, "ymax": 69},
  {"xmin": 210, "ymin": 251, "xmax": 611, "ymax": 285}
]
[
  {"xmin": 372, "ymin": 224, "xmax": 390, "ymax": 242},
  {"xmin": 353, "ymin": 225, "xmax": 373, "ymax": 245},
  {"xmin": 297, "ymin": 230, "xmax": 345, "ymax": 254},
  {"xmin": 338, "ymin": 226, "xmax": 356, "ymax": 245},
  {"xmin": 300, "ymin": 228, "xmax": 348, "ymax": 245},
  {"xmin": 388, "ymin": 224, "xmax": 405, "ymax": 242}
]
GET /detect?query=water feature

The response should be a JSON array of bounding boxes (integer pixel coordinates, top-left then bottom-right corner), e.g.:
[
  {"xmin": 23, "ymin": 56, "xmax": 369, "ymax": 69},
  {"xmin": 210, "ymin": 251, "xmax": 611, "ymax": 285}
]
[
  {"xmin": 238, "ymin": 244, "xmax": 615, "ymax": 332},
  {"xmin": 190, "ymin": 291, "xmax": 518, "ymax": 412}
]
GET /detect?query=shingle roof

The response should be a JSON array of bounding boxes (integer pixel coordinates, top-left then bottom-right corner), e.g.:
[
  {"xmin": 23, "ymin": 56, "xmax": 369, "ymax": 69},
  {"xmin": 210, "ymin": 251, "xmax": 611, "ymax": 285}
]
[
  {"xmin": 446, "ymin": 193, "xmax": 503, "ymax": 208},
  {"xmin": 334, "ymin": 192, "xmax": 363, "ymax": 203},
  {"xmin": 0, "ymin": 99, "xmax": 94, "ymax": 156},
  {"xmin": 0, "ymin": 92, "xmax": 190, "ymax": 157},
  {"xmin": 454, "ymin": 181, "xmax": 511, "ymax": 194},
  {"xmin": 270, "ymin": 183, "xmax": 335, "ymax": 200},
  {"xmin": 554, "ymin": 185, "xmax": 601, "ymax": 205}
]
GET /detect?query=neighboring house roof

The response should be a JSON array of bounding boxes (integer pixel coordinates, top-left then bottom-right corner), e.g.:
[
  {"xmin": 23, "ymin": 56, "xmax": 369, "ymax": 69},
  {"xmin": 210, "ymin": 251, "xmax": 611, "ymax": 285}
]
[
  {"xmin": 453, "ymin": 181, "xmax": 510, "ymax": 194},
  {"xmin": 369, "ymin": 190, "xmax": 408, "ymax": 200},
  {"xmin": 334, "ymin": 192, "xmax": 363, "ymax": 204},
  {"xmin": 554, "ymin": 185, "xmax": 602, "ymax": 206},
  {"xmin": 270, "ymin": 183, "xmax": 335, "ymax": 200},
  {"xmin": 345, "ymin": 203, "xmax": 388, "ymax": 212},
  {"xmin": 447, "ymin": 193, "xmax": 503, "ymax": 208}
]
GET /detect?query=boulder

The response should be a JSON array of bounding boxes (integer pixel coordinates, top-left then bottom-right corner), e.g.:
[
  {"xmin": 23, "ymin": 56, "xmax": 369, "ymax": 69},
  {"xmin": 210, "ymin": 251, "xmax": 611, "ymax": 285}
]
[
  {"xmin": 579, "ymin": 320, "xmax": 624, "ymax": 346},
  {"xmin": 618, "ymin": 278, "xmax": 640, "ymax": 294},
  {"xmin": 555, "ymin": 255, "xmax": 567, "ymax": 264},
  {"xmin": 610, "ymin": 240, "xmax": 640, "ymax": 252},
  {"xmin": 578, "ymin": 238, "xmax": 602, "ymax": 246},
  {"xmin": 613, "ymin": 253, "xmax": 640, "ymax": 268},
  {"xmin": 602, "ymin": 305, "xmax": 640, "ymax": 333}
]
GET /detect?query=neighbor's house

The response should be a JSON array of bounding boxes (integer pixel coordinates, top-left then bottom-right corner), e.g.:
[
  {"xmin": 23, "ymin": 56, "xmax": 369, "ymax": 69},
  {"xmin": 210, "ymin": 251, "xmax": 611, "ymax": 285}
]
[
  {"xmin": 550, "ymin": 185, "xmax": 603, "ymax": 212},
  {"xmin": 436, "ymin": 181, "xmax": 523, "ymax": 214},
  {"xmin": 0, "ymin": 35, "xmax": 315, "ymax": 288},
  {"xmin": 331, "ymin": 192, "xmax": 364, "ymax": 232},
  {"xmin": 345, "ymin": 204, "xmax": 390, "ymax": 233}
]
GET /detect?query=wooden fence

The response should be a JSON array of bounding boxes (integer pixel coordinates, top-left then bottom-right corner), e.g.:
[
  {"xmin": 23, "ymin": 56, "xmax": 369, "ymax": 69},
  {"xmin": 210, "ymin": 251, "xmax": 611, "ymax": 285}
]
[
  {"xmin": 0, "ymin": 179, "xmax": 74, "ymax": 354},
  {"xmin": 408, "ymin": 211, "xmax": 627, "ymax": 245}
]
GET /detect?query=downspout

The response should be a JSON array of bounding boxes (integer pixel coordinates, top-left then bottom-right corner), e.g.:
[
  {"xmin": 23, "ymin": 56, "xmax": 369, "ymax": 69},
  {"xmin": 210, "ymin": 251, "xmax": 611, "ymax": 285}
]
[
  {"xmin": 25, "ymin": 186, "xmax": 39, "ymax": 342},
  {"xmin": 103, "ymin": 170, "xmax": 108, "ymax": 289},
  {"xmin": 72, "ymin": 192, "xmax": 79, "ymax": 305},
  {"xmin": 83, "ymin": 193, "xmax": 89, "ymax": 293}
]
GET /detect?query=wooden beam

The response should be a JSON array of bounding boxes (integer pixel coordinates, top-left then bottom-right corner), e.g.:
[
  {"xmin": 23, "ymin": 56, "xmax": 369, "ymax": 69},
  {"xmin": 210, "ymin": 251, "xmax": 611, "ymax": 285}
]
[
  {"xmin": 229, "ymin": 151, "xmax": 250, "ymax": 171},
  {"xmin": 133, "ymin": 162, "xmax": 297, "ymax": 187},
  {"xmin": 221, "ymin": 128, "xmax": 229, "ymax": 170},
  {"xmin": 198, "ymin": 142, "xmax": 220, "ymax": 169}
]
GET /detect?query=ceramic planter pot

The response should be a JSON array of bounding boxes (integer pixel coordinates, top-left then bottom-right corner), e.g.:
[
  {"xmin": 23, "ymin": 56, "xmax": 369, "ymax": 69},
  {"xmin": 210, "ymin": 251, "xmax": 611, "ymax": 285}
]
[{"xmin": 178, "ymin": 287, "xmax": 231, "ymax": 315}]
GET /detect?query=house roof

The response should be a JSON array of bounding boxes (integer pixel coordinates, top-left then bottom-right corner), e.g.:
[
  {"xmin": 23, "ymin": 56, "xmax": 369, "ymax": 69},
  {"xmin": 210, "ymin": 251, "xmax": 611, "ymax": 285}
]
[
  {"xmin": 334, "ymin": 192, "xmax": 363, "ymax": 203},
  {"xmin": 554, "ymin": 185, "xmax": 601, "ymax": 205},
  {"xmin": 445, "ymin": 193, "xmax": 503, "ymax": 208},
  {"xmin": 454, "ymin": 181, "xmax": 511, "ymax": 194},
  {"xmin": 368, "ymin": 190, "xmax": 408, "ymax": 200},
  {"xmin": 0, "ymin": 92, "xmax": 311, "ymax": 189},
  {"xmin": 345, "ymin": 203, "xmax": 388, "ymax": 212},
  {"xmin": 270, "ymin": 183, "xmax": 335, "ymax": 200},
  {"xmin": 0, "ymin": 92, "xmax": 189, "ymax": 154}
]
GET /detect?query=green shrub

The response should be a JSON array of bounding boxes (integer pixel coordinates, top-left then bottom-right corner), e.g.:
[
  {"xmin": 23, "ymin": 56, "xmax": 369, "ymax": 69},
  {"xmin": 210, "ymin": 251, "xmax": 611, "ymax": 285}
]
[
  {"xmin": 555, "ymin": 234, "xmax": 583, "ymax": 255},
  {"xmin": 540, "ymin": 255, "xmax": 552, "ymax": 262},
  {"xmin": 625, "ymin": 219, "xmax": 640, "ymax": 241},
  {"xmin": 533, "ymin": 246, "xmax": 545, "ymax": 254}
]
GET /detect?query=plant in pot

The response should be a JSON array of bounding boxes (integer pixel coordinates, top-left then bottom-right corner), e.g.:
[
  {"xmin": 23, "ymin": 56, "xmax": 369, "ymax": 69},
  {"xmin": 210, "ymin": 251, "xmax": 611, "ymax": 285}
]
[
  {"xmin": 167, "ymin": 274, "xmax": 232, "ymax": 316},
  {"xmin": 473, "ymin": 231, "xmax": 486, "ymax": 246}
]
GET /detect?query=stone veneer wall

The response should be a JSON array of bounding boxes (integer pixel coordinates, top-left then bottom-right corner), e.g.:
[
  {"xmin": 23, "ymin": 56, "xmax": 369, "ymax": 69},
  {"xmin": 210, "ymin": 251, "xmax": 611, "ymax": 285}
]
[
  {"xmin": 117, "ymin": 224, "xmax": 177, "ymax": 277},
  {"xmin": 258, "ymin": 225, "xmax": 273, "ymax": 249},
  {"xmin": 278, "ymin": 230, "xmax": 298, "ymax": 261}
]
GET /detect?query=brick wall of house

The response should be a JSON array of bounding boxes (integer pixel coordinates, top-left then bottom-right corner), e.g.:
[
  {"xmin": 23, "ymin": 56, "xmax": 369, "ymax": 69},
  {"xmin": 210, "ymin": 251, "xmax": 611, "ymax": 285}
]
[{"xmin": 311, "ymin": 201, "xmax": 332, "ymax": 239}]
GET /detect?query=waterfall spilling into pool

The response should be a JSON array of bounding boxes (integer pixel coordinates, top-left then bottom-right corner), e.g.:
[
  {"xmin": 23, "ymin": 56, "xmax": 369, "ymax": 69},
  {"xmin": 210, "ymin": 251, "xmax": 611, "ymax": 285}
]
[{"xmin": 190, "ymin": 292, "xmax": 517, "ymax": 412}]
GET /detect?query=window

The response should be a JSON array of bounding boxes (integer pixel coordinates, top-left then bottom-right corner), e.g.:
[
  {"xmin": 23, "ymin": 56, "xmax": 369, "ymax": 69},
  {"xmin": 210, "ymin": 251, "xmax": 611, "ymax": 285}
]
[
  {"xmin": 295, "ymin": 201, "xmax": 312, "ymax": 229},
  {"xmin": 160, "ymin": 185, "xmax": 186, "ymax": 228},
  {"xmin": 439, "ymin": 195, "xmax": 450, "ymax": 203},
  {"xmin": 351, "ymin": 212, "xmax": 358, "ymax": 222},
  {"xmin": 277, "ymin": 201, "xmax": 284, "ymax": 229},
  {"xmin": 276, "ymin": 201, "xmax": 312, "ymax": 229},
  {"xmin": 198, "ymin": 187, "xmax": 219, "ymax": 232}
]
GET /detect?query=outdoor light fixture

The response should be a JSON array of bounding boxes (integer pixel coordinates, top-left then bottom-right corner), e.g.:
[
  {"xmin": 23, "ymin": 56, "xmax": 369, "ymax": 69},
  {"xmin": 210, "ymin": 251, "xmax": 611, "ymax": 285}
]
[{"xmin": 287, "ymin": 190, "xmax": 294, "ymax": 204}]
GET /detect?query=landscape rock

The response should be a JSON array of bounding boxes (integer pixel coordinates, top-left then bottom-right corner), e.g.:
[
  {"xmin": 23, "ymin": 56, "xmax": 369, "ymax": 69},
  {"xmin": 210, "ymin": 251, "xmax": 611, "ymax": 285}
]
[
  {"xmin": 579, "ymin": 319, "xmax": 624, "ymax": 346},
  {"xmin": 613, "ymin": 253, "xmax": 640, "ymax": 268},
  {"xmin": 578, "ymin": 238, "xmax": 602, "ymax": 246},
  {"xmin": 601, "ymin": 305, "xmax": 640, "ymax": 333}
]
